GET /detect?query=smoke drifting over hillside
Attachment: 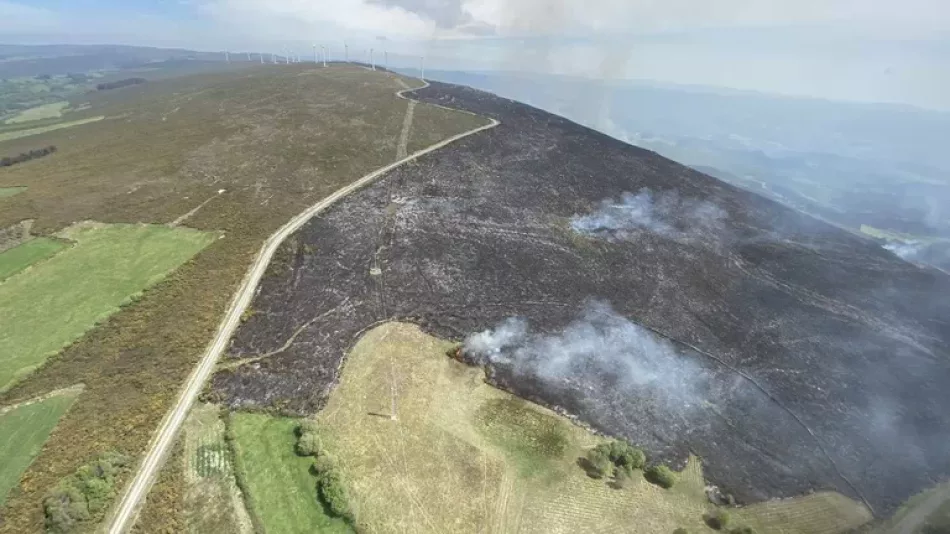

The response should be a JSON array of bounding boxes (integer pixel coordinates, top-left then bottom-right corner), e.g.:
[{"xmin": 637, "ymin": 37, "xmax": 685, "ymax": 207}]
[
  {"xmin": 463, "ymin": 300, "xmax": 704, "ymax": 410},
  {"xmin": 570, "ymin": 189, "xmax": 727, "ymax": 242}
]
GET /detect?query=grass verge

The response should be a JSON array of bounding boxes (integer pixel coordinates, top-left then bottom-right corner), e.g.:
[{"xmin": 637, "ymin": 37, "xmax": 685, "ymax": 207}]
[
  {"xmin": 0, "ymin": 389, "xmax": 79, "ymax": 505},
  {"xmin": 229, "ymin": 412, "xmax": 351, "ymax": 534},
  {"xmin": 0, "ymin": 223, "xmax": 214, "ymax": 391},
  {"xmin": 0, "ymin": 236, "xmax": 65, "ymax": 282}
]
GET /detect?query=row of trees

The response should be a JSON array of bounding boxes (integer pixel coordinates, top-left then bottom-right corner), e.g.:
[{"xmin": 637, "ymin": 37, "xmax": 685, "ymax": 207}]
[
  {"xmin": 585, "ymin": 439, "xmax": 678, "ymax": 488},
  {"xmin": 96, "ymin": 78, "xmax": 146, "ymax": 91},
  {"xmin": 296, "ymin": 420, "xmax": 354, "ymax": 522},
  {"xmin": 1, "ymin": 145, "xmax": 56, "ymax": 168}
]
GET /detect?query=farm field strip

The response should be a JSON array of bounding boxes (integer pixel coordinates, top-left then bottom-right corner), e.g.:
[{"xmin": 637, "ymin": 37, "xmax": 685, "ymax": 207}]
[
  {"xmin": 0, "ymin": 237, "xmax": 65, "ymax": 282},
  {"xmin": 0, "ymin": 115, "xmax": 104, "ymax": 142},
  {"xmin": 230, "ymin": 413, "xmax": 352, "ymax": 534},
  {"xmin": 0, "ymin": 388, "xmax": 80, "ymax": 505},
  {"xmin": 0, "ymin": 187, "xmax": 25, "ymax": 198},
  {"xmin": 5, "ymin": 101, "xmax": 69, "ymax": 124},
  {"xmin": 0, "ymin": 223, "xmax": 215, "ymax": 391}
]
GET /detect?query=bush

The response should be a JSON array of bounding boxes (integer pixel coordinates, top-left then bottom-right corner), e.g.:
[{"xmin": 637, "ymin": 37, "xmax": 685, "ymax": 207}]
[
  {"xmin": 645, "ymin": 464, "xmax": 676, "ymax": 489},
  {"xmin": 607, "ymin": 440, "xmax": 646, "ymax": 470},
  {"xmin": 43, "ymin": 452, "xmax": 130, "ymax": 533},
  {"xmin": 317, "ymin": 468, "xmax": 352, "ymax": 520},
  {"xmin": 704, "ymin": 509, "xmax": 732, "ymax": 530},
  {"xmin": 586, "ymin": 447, "xmax": 613, "ymax": 479},
  {"xmin": 297, "ymin": 419, "xmax": 320, "ymax": 436},
  {"xmin": 729, "ymin": 527, "xmax": 755, "ymax": 534},
  {"xmin": 296, "ymin": 431, "xmax": 323, "ymax": 457},
  {"xmin": 673, "ymin": 529, "xmax": 689, "ymax": 534}
]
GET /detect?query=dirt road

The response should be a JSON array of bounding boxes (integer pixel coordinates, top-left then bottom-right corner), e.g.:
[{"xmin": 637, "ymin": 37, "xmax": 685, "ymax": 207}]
[{"xmin": 105, "ymin": 78, "xmax": 498, "ymax": 534}]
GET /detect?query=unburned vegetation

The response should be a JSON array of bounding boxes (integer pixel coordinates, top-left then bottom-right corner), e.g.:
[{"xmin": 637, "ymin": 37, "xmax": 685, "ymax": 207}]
[{"xmin": 0, "ymin": 64, "xmax": 486, "ymax": 532}]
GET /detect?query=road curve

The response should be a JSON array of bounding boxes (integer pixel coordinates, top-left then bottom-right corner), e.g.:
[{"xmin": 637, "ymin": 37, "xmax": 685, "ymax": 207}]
[{"xmin": 106, "ymin": 75, "xmax": 499, "ymax": 534}]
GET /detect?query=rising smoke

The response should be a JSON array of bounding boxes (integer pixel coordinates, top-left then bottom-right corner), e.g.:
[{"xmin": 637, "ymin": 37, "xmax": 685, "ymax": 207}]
[
  {"xmin": 570, "ymin": 188, "xmax": 727, "ymax": 242},
  {"xmin": 463, "ymin": 300, "xmax": 704, "ymax": 410}
]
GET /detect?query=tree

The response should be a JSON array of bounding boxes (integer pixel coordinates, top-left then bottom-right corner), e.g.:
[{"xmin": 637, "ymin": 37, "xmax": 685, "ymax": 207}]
[
  {"xmin": 607, "ymin": 440, "xmax": 646, "ymax": 470},
  {"xmin": 317, "ymin": 468, "xmax": 352, "ymax": 520},
  {"xmin": 645, "ymin": 465, "xmax": 676, "ymax": 489}
]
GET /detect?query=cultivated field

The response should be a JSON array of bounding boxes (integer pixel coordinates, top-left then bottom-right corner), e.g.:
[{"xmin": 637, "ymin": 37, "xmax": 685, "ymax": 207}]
[
  {"xmin": 5, "ymin": 101, "xmax": 69, "ymax": 124},
  {"xmin": 0, "ymin": 223, "xmax": 213, "ymax": 391},
  {"xmin": 180, "ymin": 403, "xmax": 253, "ymax": 534},
  {"xmin": 230, "ymin": 412, "xmax": 352, "ymax": 534},
  {"xmin": 0, "ymin": 387, "xmax": 80, "ymax": 505},
  {"xmin": 301, "ymin": 322, "xmax": 869, "ymax": 533},
  {"xmin": 0, "ymin": 236, "xmax": 63, "ymax": 281},
  {"xmin": 0, "ymin": 64, "xmax": 485, "ymax": 533}
]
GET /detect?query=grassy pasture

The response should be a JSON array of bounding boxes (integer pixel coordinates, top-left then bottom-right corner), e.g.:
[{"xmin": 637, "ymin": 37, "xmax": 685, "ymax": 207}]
[
  {"xmin": 0, "ymin": 237, "xmax": 65, "ymax": 281},
  {"xmin": 307, "ymin": 322, "xmax": 872, "ymax": 534},
  {"xmin": 0, "ymin": 115, "xmax": 104, "ymax": 142},
  {"xmin": 5, "ymin": 101, "xmax": 69, "ymax": 124},
  {"xmin": 230, "ymin": 412, "xmax": 352, "ymax": 534},
  {"xmin": 0, "ymin": 389, "xmax": 79, "ymax": 505},
  {"xmin": 0, "ymin": 223, "xmax": 214, "ymax": 391},
  {"xmin": 0, "ymin": 186, "xmax": 25, "ymax": 198}
]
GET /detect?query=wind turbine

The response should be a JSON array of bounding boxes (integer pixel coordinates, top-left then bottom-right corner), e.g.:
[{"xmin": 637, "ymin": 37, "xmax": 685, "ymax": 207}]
[
  {"xmin": 322, "ymin": 46, "xmax": 328, "ymax": 67},
  {"xmin": 370, "ymin": 48, "xmax": 375, "ymax": 70},
  {"xmin": 344, "ymin": 41, "xmax": 348, "ymax": 62},
  {"xmin": 420, "ymin": 56, "xmax": 425, "ymax": 81},
  {"xmin": 225, "ymin": 50, "xmax": 230, "ymax": 63}
]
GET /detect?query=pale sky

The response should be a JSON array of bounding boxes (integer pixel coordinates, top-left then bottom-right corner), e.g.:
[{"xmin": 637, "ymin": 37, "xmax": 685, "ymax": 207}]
[{"xmin": 3, "ymin": 0, "xmax": 948, "ymax": 109}]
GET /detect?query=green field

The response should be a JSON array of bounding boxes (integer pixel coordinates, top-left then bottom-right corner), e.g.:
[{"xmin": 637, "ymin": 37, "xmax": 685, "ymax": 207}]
[
  {"xmin": 0, "ymin": 116, "xmax": 104, "ymax": 142},
  {"xmin": 0, "ymin": 390, "xmax": 79, "ymax": 505},
  {"xmin": 0, "ymin": 187, "xmax": 25, "ymax": 198},
  {"xmin": 0, "ymin": 223, "xmax": 214, "ymax": 391},
  {"xmin": 230, "ymin": 412, "xmax": 352, "ymax": 534},
  {"xmin": 0, "ymin": 237, "xmax": 65, "ymax": 281},
  {"xmin": 5, "ymin": 101, "xmax": 69, "ymax": 124}
]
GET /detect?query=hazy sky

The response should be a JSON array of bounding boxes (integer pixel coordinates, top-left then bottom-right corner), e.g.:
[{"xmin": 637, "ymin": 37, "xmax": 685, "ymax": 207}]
[{"xmin": 3, "ymin": 0, "xmax": 948, "ymax": 109}]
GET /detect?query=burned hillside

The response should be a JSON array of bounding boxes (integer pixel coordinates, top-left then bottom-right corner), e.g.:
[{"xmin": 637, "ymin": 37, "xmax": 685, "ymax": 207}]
[{"xmin": 211, "ymin": 81, "xmax": 950, "ymax": 516}]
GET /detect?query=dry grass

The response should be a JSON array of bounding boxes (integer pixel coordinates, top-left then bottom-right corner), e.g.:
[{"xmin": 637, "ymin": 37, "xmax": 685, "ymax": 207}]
[
  {"xmin": 317, "ymin": 322, "xmax": 707, "ymax": 533},
  {"xmin": 0, "ymin": 65, "xmax": 487, "ymax": 533},
  {"xmin": 314, "ymin": 322, "xmax": 873, "ymax": 534}
]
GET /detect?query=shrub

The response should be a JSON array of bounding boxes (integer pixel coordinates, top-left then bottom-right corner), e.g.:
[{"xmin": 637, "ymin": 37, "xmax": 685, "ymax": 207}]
[
  {"xmin": 317, "ymin": 468, "xmax": 352, "ymax": 520},
  {"xmin": 673, "ymin": 529, "xmax": 689, "ymax": 534},
  {"xmin": 645, "ymin": 464, "xmax": 676, "ymax": 489},
  {"xmin": 607, "ymin": 440, "xmax": 646, "ymax": 470},
  {"xmin": 729, "ymin": 527, "xmax": 755, "ymax": 534},
  {"xmin": 297, "ymin": 419, "xmax": 320, "ymax": 436},
  {"xmin": 296, "ymin": 431, "xmax": 323, "ymax": 457},
  {"xmin": 43, "ymin": 452, "xmax": 130, "ymax": 533},
  {"xmin": 704, "ymin": 509, "xmax": 732, "ymax": 530},
  {"xmin": 586, "ymin": 447, "xmax": 612, "ymax": 479}
]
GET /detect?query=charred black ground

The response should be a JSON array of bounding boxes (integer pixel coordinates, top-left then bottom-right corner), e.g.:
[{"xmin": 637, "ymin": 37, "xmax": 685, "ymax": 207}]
[{"xmin": 211, "ymin": 81, "xmax": 950, "ymax": 516}]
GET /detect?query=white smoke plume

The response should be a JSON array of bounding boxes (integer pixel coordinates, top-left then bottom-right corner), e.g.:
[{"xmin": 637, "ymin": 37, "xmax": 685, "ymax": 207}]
[
  {"xmin": 570, "ymin": 189, "xmax": 727, "ymax": 242},
  {"xmin": 463, "ymin": 300, "xmax": 703, "ymax": 409},
  {"xmin": 884, "ymin": 241, "xmax": 923, "ymax": 261}
]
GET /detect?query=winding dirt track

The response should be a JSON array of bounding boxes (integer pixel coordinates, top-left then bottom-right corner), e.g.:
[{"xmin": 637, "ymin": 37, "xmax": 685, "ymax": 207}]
[{"xmin": 105, "ymin": 75, "xmax": 499, "ymax": 534}]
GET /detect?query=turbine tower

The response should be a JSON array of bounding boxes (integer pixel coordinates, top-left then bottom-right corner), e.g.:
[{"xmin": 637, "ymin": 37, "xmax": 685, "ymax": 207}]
[
  {"xmin": 370, "ymin": 48, "xmax": 375, "ymax": 70},
  {"xmin": 344, "ymin": 42, "xmax": 348, "ymax": 62},
  {"xmin": 322, "ymin": 46, "xmax": 328, "ymax": 67},
  {"xmin": 225, "ymin": 50, "xmax": 230, "ymax": 63}
]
